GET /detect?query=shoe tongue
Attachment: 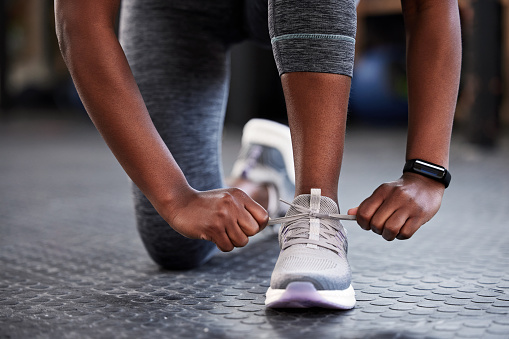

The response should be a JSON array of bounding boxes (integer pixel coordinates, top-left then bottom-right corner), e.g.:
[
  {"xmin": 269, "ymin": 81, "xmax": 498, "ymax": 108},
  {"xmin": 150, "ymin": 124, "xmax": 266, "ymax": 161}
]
[
  {"xmin": 286, "ymin": 193, "xmax": 339, "ymax": 217},
  {"xmin": 281, "ymin": 192, "xmax": 342, "ymax": 252}
]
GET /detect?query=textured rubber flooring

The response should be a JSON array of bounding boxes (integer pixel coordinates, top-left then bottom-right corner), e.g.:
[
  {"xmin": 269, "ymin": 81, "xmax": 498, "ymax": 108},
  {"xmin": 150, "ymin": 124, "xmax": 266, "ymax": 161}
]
[{"xmin": 1, "ymin": 120, "xmax": 509, "ymax": 339}]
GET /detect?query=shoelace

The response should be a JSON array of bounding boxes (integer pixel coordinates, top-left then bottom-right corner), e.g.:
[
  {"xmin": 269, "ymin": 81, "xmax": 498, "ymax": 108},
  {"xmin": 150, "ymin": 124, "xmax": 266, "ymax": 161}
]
[{"xmin": 267, "ymin": 199, "xmax": 356, "ymax": 255}]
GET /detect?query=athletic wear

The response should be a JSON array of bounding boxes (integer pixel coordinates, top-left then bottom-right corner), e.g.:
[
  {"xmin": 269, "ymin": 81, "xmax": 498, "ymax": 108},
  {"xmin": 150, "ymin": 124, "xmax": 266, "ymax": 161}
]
[
  {"xmin": 265, "ymin": 189, "xmax": 356, "ymax": 309},
  {"xmin": 119, "ymin": 0, "xmax": 357, "ymax": 269},
  {"xmin": 270, "ymin": 0, "xmax": 357, "ymax": 76},
  {"xmin": 121, "ymin": 1, "xmax": 232, "ymax": 269},
  {"xmin": 230, "ymin": 119, "xmax": 295, "ymax": 218}
]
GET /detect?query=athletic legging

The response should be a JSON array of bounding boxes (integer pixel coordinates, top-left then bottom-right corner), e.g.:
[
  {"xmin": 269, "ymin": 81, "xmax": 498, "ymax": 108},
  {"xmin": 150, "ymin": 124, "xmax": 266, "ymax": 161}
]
[{"xmin": 119, "ymin": 0, "xmax": 356, "ymax": 269}]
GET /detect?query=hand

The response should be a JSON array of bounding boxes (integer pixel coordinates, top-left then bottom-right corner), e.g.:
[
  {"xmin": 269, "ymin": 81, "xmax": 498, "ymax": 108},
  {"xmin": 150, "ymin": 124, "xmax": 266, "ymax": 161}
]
[
  {"xmin": 159, "ymin": 187, "xmax": 269, "ymax": 252},
  {"xmin": 348, "ymin": 172, "xmax": 445, "ymax": 241}
]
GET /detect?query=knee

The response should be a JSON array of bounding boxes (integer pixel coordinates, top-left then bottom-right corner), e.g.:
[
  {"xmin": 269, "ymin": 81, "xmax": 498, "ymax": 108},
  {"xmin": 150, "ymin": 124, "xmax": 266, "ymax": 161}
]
[
  {"xmin": 136, "ymin": 217, "xmax": 218, "ymax": 270},
  {"xmin": 132, "ymin": 184, "xmax": 219, "ymax": 270},
  {"xmin": 145, "ymin": 241, "xmax": 218, "ymax": 270}
]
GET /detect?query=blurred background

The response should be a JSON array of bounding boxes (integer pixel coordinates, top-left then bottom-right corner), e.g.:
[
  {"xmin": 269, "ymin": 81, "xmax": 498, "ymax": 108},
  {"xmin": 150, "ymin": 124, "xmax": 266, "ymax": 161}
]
[{"xmin": 0, "ymin": 0, "xmax": 507, "ymax": 145}]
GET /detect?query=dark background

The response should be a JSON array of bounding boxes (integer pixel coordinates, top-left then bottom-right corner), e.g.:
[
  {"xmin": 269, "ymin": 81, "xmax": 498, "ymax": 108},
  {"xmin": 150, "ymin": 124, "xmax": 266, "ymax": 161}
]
[{"xmin": 0, "ymin": 0, "xmax": 507, "ymax": 146}]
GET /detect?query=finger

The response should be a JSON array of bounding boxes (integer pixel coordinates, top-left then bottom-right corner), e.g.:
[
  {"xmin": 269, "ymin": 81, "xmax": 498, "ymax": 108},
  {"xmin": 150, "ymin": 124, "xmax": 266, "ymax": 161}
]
[
  {"xmin": 357, "ymin": 191, "xmax": 385, "ymax": 231},
  {"xmin": 237, "ymin": 211, "xmax": 260, "ymax": 237},
  {"xmin": 381, "ymin": 210, "xmax": 409, "ymax": 241},
  {"xmin": 347, "ymin": 207, "xmax": 358, "ymax": 215},
  {"xmin": 225, "ymin": 222, "xmax": 249, "ymax": 247},
  {"xmin": 369, "ymin": 199, "xmax": 401, "ymax": 235},
  {"xmin": 396, "ymin": 217, "xmax": 421, "ymax": 240},
  {"xmin": 242, "ymin": 198, "xmax": 269, "ymax": 232},
  {"xmin": 213, "ymin": 232, "xmax": 235, "ymax": 252}
]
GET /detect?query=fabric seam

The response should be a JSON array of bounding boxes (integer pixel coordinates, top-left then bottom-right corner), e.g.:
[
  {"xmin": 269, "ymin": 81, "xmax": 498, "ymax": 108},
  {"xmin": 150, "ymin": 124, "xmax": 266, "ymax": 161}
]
[{"xmin": 271, "ymin": 33, "xmax": 355, "ymax": 44}]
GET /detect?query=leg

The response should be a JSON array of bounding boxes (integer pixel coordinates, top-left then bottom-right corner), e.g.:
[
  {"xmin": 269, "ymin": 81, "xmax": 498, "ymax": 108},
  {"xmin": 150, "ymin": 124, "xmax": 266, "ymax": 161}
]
[
  {"xmin": 265, "ymin": 0, "xmax": 358, "ymax": 309},
  {"xmin": 119, "ymin": 0, "xmax": 239, "ymax": 269},
  {"xmin": 235, "ymin": 0, "xmax": 357, "ymax": 205},
  {"xmin": 283, "ymin": 73, "xmax": 350, "ymax": 203},
  {"xmin": 269, "ymin": 0, "xmax": 356, "ymax": 204}
]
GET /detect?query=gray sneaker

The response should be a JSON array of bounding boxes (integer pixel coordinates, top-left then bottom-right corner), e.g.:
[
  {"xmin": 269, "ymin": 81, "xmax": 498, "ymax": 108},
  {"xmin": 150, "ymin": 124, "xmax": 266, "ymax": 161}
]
[
  {"xmin": 265, "ymin": 189, "xmax": 356, "ymax": 309},
  {"xmin": 230, "ymin": 119, "xmax": 295, "ymax": 218}
]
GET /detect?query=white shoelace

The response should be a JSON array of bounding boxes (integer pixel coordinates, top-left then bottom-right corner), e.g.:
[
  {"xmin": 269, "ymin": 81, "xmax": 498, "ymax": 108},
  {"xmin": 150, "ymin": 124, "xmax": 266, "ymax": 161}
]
[{"xmin": 267, "ymin": 199, "xmax": 356, "ymax": 255}]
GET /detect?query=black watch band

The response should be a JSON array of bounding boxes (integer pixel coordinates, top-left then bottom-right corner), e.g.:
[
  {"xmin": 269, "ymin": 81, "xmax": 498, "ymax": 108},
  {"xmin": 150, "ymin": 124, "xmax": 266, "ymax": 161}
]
[{"xmin": 403, "ymin": 159, "xmax": 451, "ymax": 188}]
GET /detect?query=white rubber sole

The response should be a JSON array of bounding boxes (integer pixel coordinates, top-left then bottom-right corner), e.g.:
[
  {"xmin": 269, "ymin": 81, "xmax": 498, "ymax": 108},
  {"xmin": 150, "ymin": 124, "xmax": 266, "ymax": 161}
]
[
  {"xmin": 241, "ymin": 119, "xmax": 295, "ymax": 184},
  {"xmin": 265, "ymin": 282, "xmax": 356, "ymax": 309}
]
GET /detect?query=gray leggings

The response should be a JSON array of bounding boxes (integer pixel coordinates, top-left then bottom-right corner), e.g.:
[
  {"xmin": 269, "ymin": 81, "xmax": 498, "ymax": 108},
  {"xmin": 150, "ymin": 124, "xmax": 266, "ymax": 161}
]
[{"xmin": 119, "ymin": 0, "xmax": 356, "ymax": 269}]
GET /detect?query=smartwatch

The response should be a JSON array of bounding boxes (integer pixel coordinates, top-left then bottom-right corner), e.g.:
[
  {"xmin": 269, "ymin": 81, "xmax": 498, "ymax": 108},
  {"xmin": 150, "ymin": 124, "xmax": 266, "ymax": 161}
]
[{"xmin": 403, "ymin": 159, "xmax": 451, "ymax": 188}]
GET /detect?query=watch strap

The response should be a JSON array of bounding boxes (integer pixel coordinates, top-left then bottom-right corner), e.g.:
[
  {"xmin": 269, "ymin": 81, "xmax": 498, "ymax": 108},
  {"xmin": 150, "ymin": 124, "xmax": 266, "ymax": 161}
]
[{"xmin": 403, "ymin": 159, "xmax": 451, "ymax": 188}]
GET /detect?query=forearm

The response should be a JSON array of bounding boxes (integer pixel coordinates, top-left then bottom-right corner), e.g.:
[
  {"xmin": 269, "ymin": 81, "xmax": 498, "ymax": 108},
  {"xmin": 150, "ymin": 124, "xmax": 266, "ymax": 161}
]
[
  {"xmin": 55, "ymin": 1, "xmax": 190, "ymax": 208},
  {"xmin": 402, "ymin": 0, "xmax": 462, "ymax": 168}
]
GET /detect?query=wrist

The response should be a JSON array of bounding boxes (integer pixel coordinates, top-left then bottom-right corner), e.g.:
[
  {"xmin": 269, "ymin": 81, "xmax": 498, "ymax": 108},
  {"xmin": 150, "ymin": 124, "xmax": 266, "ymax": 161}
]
[
  {"xmin": 403, "ymin": 158, "xmax": 451, "ymax": 188},
  {"xmin": 149, "ymin": 181, "xmax": 195, "ymax": 221},
  {"xmin": 401, "ymin": 172, "xmax": 445, "ymax": 193}
]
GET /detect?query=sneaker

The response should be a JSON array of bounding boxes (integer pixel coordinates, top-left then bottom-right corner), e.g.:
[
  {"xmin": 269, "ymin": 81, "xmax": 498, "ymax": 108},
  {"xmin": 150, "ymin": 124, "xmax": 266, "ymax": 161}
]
[
  {"xmin": 265, "ymin": 189, "xmax": 356, "ymax": 309},
  {"xmin": 230, "ymin": 119, "xmax": 295, "ymax": 218}
]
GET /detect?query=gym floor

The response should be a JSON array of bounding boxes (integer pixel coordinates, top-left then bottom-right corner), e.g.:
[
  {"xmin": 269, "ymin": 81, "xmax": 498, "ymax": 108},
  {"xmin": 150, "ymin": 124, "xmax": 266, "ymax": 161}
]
[{"xmin": 1, "ymin": 118, "xmax": 508, "ymax": 338}]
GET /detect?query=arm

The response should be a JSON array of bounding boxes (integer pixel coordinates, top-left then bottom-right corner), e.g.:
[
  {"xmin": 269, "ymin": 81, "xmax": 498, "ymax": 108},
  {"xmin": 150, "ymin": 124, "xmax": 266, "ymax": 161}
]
[
  {"xmin": 349, "ymin": 0, "xmax": 461, "ymax": 240},
  {"xmin": 55, "ymin": 0, "xmax": 186, "ymax": 208},
  {"xmin": 55, "ymin": 0, "xmax": 267, "ymax": 251}
]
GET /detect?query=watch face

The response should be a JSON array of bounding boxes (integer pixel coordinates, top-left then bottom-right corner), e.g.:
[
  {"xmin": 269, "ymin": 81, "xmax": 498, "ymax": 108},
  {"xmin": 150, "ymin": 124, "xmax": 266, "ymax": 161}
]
[{"xmin": 414, "ymin": 160, "xmax": 445, "ymax": 179}]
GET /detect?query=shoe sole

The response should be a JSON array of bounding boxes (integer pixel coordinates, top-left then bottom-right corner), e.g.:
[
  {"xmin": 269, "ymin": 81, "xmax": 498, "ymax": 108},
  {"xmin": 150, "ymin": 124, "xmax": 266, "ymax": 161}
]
[
  {"xmin": 265, "ymin": 282, "xmax": 356, "ymax": 309},
  {"xmin": 241, "ymin": 119, "xmax": 295, "ymax": 184}
]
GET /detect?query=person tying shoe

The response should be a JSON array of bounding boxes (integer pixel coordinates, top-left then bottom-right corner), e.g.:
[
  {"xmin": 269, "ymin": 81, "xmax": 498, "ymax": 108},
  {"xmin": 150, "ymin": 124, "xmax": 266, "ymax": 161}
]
[{"xmin": 55, "ymin": 0, "xmax": 461, "ymax": 309}]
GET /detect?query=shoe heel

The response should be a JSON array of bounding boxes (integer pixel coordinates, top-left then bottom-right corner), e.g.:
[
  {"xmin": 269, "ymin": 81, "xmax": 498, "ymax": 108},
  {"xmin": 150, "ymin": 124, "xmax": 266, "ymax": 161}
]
[{"xmin": 242, "ymin": 119, "xmax": 294, "ymax": 184}]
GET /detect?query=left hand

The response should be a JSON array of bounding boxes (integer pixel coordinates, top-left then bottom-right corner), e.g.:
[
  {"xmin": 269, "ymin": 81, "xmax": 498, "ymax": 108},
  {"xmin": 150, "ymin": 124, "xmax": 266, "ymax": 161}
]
[{"xmin": 348, "ymin": 172, "xmax": 445, "ymax": 241}]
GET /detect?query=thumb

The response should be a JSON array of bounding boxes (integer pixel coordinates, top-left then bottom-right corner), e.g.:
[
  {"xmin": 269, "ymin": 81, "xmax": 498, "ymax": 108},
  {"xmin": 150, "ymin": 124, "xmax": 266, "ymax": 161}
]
[{"xmin": 347, "ymin": 207, "xmax": 358, "ymax": 215}]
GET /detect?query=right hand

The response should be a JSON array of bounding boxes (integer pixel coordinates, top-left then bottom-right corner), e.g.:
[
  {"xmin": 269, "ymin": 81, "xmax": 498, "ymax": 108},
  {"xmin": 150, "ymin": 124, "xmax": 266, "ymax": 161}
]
[{"xmin": 160, "ymin": 188, "xmax": 269, "ymax": 252}]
